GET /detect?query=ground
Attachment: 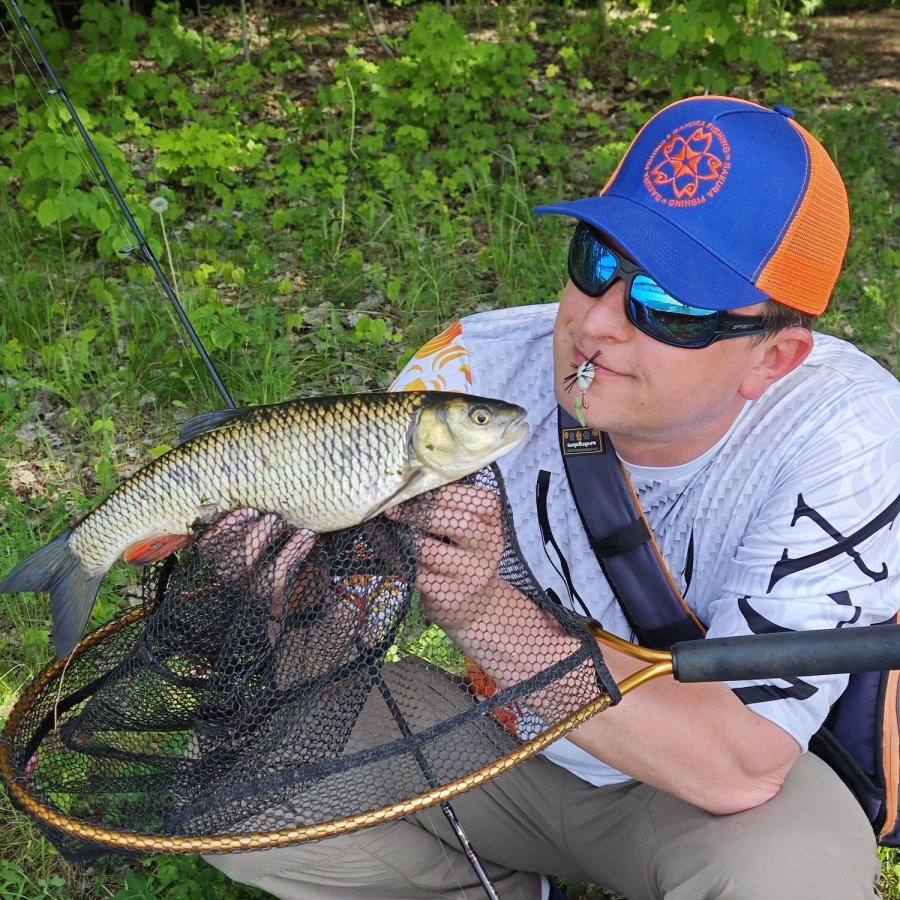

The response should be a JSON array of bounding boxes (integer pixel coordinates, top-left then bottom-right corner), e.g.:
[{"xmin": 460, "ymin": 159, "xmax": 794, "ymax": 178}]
[{"xmin": 803, "ymin": 7, "xmax": 899, "ymax": 97}]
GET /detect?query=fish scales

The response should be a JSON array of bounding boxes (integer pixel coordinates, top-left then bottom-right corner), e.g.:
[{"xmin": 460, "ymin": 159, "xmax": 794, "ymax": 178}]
[{"xmin": 69, "ymin": 395, "xmax": 418, "ymax": 573}]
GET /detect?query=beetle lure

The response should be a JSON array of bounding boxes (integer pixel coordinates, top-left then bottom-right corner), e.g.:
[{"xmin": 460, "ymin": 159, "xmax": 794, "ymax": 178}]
[{"xmin": 563, "ymin": 350, "xmax": 601, "ymax": 427}]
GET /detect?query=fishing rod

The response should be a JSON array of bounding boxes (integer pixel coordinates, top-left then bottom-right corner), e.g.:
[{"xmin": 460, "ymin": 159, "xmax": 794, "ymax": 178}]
[{"xmin": 6, "ymin": 0, "xmax": 236, "ymax": 410}]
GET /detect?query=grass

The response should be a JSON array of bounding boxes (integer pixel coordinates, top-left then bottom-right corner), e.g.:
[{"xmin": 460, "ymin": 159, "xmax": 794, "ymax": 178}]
[{"xmin": 0, "ymin": 0, "xmax": 897, "ymax": 897}]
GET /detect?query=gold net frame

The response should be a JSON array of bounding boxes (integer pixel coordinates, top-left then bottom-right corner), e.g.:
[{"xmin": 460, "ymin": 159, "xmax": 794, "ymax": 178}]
[{"xmin": 0, "ymin": 609, "xmax": 652, "ymax": 855}]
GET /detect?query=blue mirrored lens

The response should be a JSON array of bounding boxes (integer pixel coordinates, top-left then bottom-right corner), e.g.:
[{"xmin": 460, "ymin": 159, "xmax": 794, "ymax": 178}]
[
  {"xmin": 571, "ymin": 225, "xmax": 616, "ymax": 292},
  {"xmin": 595, "ymin": 246, "xmax": 617, "ymax": 283},
  {"xmin": 568, "ymin": 224, "xmax": 724, "ymax": 348},
  {"xmin": 630, "ymin": 276, "xmax": 719, "ymax": 346},
  {"xmin": 631, "ymin": 276, "xmax": 715, "ymax": 319}
]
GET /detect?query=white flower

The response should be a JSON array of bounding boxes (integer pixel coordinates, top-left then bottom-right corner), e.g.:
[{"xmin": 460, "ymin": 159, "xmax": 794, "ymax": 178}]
[{"xmin": 150, "ymin": 196, "xmax": 169, "ymax": 214}]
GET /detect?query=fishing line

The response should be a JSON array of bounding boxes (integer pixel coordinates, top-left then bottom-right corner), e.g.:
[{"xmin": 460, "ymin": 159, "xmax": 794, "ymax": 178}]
[
  {"xmin": 420, "ymin": 806, "xmax": 472, "ymax": 899},
  {"xmin": 3, "ymin": 0, "xmax": 235, "ymax": 410},
  {"xmin": 51, "ymin": 649, "xmax": 75, "ymax": 731}
]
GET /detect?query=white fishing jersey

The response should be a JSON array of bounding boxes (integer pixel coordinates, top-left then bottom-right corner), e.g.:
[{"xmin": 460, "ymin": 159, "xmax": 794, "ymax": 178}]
[{"xmin": 393, "ymin": 304, "xmax": 900, "ymax": 788}]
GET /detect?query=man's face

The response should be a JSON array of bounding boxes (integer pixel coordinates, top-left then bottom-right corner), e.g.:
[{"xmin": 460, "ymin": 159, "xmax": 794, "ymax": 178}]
[{"xmin": 553, "ymin": 276, "xmax": 771, "ymax": 466}]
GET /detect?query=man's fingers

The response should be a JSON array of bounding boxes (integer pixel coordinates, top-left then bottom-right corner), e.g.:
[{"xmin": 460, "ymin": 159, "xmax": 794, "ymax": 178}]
[
  {"xmin": 198, "ymin": 509, "xmax": 289, "ymax": 581},
  {"xmin": 387, "ymin": 484, "xmax": 502, "ymax": 552},
  {"xmin": 271, "ymin": 529, "xmax": 317, "ymax": 614},
  {"xmin": 417, "ymin": 529, "xmax": 499, "ymax": 574},
  {"xmin": 387, "ymin": 483, "xmax": 500, "ymax": 525},
  {"xmin": 197, "ymin": 508, "xmax": 261, "ymax": 551}
]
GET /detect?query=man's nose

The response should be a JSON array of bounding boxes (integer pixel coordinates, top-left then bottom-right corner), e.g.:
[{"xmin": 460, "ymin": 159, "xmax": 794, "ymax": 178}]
[{"xmin": 581, "ymin": 278, "xmax": 632, "ymax": 340}]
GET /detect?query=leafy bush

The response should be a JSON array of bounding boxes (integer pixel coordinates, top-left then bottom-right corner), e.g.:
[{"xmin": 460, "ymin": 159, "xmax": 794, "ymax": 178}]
[{"xmin": 626, "ymin": 0, "xmax": 789, "ymax": 96}]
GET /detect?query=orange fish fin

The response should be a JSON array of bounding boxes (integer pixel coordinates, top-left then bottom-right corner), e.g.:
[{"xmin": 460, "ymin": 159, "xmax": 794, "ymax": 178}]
[{"xmin": 123, "ymin": 534, "xmax": 191, "ymax": 565}]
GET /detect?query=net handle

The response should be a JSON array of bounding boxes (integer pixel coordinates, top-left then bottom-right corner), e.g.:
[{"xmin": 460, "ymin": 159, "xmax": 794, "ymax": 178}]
[{"xmin": 589, "ymin": 623, "xmax": 900, "ymax": 693}]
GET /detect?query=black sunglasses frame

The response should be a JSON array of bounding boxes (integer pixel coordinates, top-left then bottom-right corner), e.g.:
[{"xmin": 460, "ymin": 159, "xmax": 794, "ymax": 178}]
[{"xmin": 567, "ymin": 224, "xmax": 771, "ymax": 349}]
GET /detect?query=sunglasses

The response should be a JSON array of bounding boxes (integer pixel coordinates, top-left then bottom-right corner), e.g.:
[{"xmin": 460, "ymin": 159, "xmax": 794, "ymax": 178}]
[{"xmin": 568, "ymin": 223, "xmax": 770, "ymax": 349}]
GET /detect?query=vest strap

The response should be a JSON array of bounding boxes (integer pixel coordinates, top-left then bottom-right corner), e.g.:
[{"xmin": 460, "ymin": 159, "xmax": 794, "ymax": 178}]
[
  {"xmin": 590, "ymin": 518, "xmax": 651, "ymax": 557},
  {"xmin": 557, "ymin": 406, "xmax": 705, "ymax": 650}
]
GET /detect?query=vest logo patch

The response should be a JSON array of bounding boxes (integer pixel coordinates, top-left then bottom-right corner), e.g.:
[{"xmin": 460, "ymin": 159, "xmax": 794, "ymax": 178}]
[
  {"xmin": 643, "ymin": 120, "xmax": 730, "ymax": 207},
  {"xmin": 561, "ymin": 427, "xmax": 604, "ymax": 455}
]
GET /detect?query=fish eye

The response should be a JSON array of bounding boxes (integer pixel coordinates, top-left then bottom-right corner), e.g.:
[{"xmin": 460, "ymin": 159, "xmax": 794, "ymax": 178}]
[{"xmin": 469, "ymin": 405, "xmax": 493, "ymax": 426}]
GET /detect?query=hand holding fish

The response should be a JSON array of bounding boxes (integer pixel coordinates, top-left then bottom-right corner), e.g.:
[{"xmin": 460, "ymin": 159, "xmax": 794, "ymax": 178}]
[
  {"xmin": 196, "ymin": 510, "xmax": 316, "ymax": 616},
  {"xmin": 387, "ymin": 483, "xmax": 579, "ymax": 690},
  {"xmin": 196, "ymin": 508, "xmax": 398, "ymax": 689},
  {"xmin": 387, "ymin": 482, "xmax": 506, "ymax": 628}
]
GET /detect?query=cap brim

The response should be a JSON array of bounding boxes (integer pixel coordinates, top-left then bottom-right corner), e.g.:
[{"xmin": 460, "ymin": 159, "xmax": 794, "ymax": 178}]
[{"xmin": 534, "ymin": 197, "xmax": 769, "ymax": 311}]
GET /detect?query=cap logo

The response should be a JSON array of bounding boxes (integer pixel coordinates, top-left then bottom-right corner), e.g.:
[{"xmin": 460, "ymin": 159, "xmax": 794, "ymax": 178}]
[{"xmin": 643, "ymin": 121, "xmax": 731, "ymax": 208}]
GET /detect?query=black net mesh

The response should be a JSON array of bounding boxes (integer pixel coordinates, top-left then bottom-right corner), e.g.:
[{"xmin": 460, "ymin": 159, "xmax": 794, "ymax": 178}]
[{"xmin": 2, "ymin": 466, "xmax": 619, "ymax": 863}]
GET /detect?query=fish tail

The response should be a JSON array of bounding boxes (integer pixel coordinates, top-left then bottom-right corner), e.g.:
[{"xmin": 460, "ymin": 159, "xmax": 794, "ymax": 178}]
[{"xmin": 0, "ymin": 531, "xmax": 103, "ymax": 658}]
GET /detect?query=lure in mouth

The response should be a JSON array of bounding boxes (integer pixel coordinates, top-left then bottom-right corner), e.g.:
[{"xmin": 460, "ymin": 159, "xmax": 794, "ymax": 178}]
[{"xmin": 563, "ymin": 351, "xmax": 601, "ymax": 426}]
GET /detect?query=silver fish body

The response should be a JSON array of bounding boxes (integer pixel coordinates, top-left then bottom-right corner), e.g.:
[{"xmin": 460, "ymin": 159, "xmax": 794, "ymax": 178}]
[{"xmin": 1, "ymin": 391, "xmax": 528, "ymax": 658}]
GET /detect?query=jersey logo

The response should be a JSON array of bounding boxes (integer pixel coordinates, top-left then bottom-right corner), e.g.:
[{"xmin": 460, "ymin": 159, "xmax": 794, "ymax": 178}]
[{"xmin": 768, "ymin": 492, "xmax": 899, "ymax": 591}]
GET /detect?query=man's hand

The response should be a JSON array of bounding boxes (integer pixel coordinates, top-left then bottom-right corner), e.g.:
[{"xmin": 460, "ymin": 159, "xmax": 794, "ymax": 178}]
[
  {"xmin": 388, "ymin": 483, "xmax": 504, "ymax": 631},
  {"xmin": 387, "ymin": 484, "xmax": 580, "ymax": 688},
  {"xmin": 197, "ymin": 509, "xmax": 315, "ymax": 615}
]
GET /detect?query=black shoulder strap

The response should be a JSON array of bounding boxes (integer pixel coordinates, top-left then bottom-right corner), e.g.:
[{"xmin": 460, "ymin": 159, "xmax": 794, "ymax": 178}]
[{"xmin": 558, "ymin": 406, "xmax": 706, "ymax": 650}]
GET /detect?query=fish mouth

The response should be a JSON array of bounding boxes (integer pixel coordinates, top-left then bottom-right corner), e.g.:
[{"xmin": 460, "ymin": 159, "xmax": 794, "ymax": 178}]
[
  {"xmin": 487, "ymin": 424, "xmax": 528, "ymax": 466},
  {"xmin": 502, "ymin": 415, "xmax": 529, "ymax": 449},
  {"xmin": 469, "ymin": 411, "xmax": 530, "ymax": 469}
]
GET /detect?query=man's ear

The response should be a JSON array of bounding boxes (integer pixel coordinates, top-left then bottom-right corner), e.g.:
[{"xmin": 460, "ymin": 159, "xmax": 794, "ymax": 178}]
[{"xmin": 739, "ymin": 328, "xmax": 814, "ymax": 401}]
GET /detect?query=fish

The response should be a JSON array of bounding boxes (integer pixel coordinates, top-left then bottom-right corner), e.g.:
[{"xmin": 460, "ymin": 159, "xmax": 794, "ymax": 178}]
[{"xmin": 0, "ymin": 391, "xmax": 528, "ymax": 659}]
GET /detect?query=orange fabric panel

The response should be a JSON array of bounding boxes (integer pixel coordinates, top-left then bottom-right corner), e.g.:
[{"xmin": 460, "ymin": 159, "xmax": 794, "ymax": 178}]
[{"xmin": 755, "ymin": 120, "xmax": 850, "ymax": 315}]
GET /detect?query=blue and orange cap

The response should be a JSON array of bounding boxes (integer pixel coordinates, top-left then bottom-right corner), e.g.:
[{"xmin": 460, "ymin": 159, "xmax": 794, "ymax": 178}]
[{"xmin": 534, "ymin": 96, "xmax": 850, "ymax": 315}]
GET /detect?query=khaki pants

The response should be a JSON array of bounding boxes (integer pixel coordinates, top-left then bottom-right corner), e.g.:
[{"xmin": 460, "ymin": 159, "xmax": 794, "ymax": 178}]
[{"xmin": 205, "ymin": 750, "xmax": 880, "ymax": 899}]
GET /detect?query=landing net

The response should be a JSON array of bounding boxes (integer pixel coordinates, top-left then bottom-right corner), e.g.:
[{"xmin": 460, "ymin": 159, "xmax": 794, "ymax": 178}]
[{"xmin": 1, "ymin": 466, "xmax": 618, "ymax": 861}]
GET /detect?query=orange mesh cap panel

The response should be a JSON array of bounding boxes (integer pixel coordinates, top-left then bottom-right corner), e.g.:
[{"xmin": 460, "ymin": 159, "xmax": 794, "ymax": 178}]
[{"xmin": 755, "ymin": 120, "xmax": 850, "ymax": 315}]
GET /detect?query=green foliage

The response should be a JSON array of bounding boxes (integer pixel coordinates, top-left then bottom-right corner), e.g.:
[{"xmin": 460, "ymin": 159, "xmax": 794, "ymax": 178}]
[
  {"xmin": 806, "ymin": 91, "xmax": 899, "ymax": 371},
  {"xmin": 12, "ymin": 106, "xmax": 143, "ymax": 257},
  {"xmin": 152, "ymin": 123, "xmax": 268, "ymax": 198},
  {"xmin": 0, "ymin": 860, "xmax": 66, "ymax": 900},
  {"xmin": 297, "ymin": 3, "xmax": 587, "ymax": 213},
  {"xmin": 109, "ymin": 855, "xmax": 268, "ymax": 899},
  {"xmin": 12, "ymin": 0, "xmax": 70, "ymax": 58},
  {"xmin": 629, "ymin": 0, "xmax": 789, "ymax": 96},
  {"xmin": 79, "ymin": 1, "xmax": 149, "ymax": 58},
  {"xmin": 0, "ymin": 851, "xmax": 266, "ymax": 900}
]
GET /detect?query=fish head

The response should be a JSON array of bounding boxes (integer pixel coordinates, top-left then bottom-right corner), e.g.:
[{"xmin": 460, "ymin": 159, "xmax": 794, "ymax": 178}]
[{"xmin": 412, "ymin": 394, "xmax": 529, "ymax": 479}]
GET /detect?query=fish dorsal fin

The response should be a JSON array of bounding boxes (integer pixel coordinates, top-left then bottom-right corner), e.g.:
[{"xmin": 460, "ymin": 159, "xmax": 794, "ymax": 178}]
[{"xmin": 176, "ymin": 407, "xmax": 251, "ymax": 446}]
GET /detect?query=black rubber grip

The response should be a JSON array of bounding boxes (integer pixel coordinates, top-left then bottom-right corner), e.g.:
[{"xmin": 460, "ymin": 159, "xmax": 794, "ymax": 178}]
[{"xmin": 671, "ymin": 625, "xmax": 900, "ymax": 683}]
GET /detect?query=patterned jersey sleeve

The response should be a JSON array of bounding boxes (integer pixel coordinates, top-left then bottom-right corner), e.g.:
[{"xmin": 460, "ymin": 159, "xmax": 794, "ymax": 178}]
[
  {"xmin": 705, "ymin": 373, "xmax": 900, "ymax": 749},
  {"xmin": 390, "ymin": 321, "xmax": 473, "ymax": 394}
]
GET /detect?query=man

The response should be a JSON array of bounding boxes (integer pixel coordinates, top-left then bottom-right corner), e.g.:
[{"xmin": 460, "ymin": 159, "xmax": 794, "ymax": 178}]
[{"xmin": 207, "ymin": 96, "xmax": 900, "ymax": 898}]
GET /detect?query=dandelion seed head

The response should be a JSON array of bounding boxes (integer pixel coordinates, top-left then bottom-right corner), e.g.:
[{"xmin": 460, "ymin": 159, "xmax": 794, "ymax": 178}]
[{"xmin": 150, "ymin": 196, "xmax": 169, "ymax": 214}]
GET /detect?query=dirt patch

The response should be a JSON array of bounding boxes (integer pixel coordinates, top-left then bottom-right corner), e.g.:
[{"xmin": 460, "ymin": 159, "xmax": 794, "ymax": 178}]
[{"xmin": 802, "ymin": 7, "xmax": 900, "ymax": 96}]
